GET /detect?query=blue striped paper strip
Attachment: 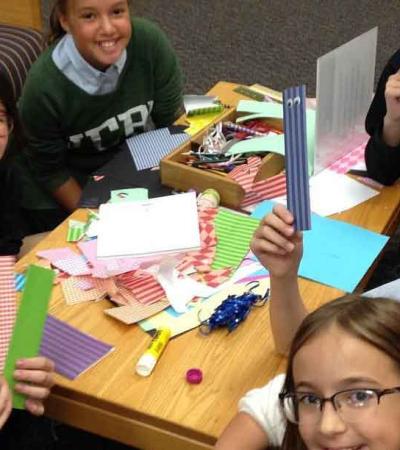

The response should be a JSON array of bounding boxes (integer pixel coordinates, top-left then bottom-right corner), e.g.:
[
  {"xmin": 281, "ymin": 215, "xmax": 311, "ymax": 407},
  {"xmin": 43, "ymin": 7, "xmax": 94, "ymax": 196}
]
[
  {"xmin": 126, "ymin": 128, "xmax": 189, "ymax": 171},
  {"xmin": 283, "ymin": 85, "xmax": 311, "ymax": 230}
]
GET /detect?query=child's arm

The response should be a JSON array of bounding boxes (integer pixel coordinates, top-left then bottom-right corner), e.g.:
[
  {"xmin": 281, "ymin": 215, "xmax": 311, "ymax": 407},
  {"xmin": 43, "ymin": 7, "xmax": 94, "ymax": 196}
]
[
  {"xmin": 382, "ymin": 70, "xmax": 400, "ymax": 147},
  {"xmin": 251, "ymin": 204, "xmax": 307, "ymax": 355},
  {"xmin": 52, "ymin": 177, "xmax": 82, "ymax": 212},
  {"xmin": 215, "ymin": 413, "xmax": 268, "ymax": 450},
  {"xmin": 365, "ymin": 52, "xmax": 400, "ymax": 185},
  {"xmin": 216, "ymin": 374, "xmax": 286, "ymax": 449}
]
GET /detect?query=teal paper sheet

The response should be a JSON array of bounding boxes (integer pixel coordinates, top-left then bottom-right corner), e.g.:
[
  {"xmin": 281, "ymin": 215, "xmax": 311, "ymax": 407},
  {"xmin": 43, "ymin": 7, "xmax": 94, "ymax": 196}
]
[{"xmin": 252, "ymin": 200, "xmax": 388, "ymax": 292}]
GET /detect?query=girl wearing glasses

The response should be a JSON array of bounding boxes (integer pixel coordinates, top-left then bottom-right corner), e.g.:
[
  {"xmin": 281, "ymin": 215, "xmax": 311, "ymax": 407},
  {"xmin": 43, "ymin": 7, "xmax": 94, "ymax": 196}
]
[{"xmin": 216, "ymin": 204, "xmax": 400, "ymax": 450}]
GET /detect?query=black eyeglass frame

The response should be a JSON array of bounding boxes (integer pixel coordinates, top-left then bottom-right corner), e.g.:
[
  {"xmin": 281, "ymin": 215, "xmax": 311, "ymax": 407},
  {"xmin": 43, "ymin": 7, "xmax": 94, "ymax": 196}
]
[{"xmin": 279, "ymin": 386, "xmax": 400, "ymax": 422}]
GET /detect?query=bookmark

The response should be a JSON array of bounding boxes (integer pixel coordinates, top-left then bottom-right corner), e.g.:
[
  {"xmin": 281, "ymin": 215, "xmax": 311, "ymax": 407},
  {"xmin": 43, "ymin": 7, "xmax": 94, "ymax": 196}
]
[
  {"xmin": 4, "ymin": 265, "xmax": 54, "ymax": 409},
  {"xmin": 283, "ymin": 85, "xmax": 311, "ymax": 230}
]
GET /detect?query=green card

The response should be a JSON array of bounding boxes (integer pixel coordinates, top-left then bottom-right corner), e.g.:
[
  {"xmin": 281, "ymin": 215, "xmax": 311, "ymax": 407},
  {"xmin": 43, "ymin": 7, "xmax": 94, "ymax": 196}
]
[
  {"xmin": 110, "ymin": 188, "xmax": 149, "ymax": 203},
  {"xmin": 3, "ymin": 265, "xmax": 54, "ymax": 409}
]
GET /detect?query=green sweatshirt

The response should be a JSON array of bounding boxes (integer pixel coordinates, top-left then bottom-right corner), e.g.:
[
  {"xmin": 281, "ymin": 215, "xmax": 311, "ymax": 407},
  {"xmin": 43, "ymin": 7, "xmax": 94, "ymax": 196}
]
[{"xmin": 18, "ymin": 18, "xmax": 183, "ymax": 209}]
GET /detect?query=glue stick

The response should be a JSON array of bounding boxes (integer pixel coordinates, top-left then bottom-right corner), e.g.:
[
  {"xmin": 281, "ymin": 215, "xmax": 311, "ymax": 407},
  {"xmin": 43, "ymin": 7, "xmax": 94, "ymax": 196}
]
[{"xmin": 136, "ymin": 328, "xmax": 171, "ymax": 377}]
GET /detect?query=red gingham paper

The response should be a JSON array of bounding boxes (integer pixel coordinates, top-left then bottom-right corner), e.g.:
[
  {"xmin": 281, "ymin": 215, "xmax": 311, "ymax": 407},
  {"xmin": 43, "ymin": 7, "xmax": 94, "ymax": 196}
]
[
  {"xmin": 198, "ymin": 207, "xmax": 218, "ymax": 247},
  {"xmin": 0, "ymin": 256, "xmax": 17, "ymax": 371},
  {"xmin": 176, "ymin": 246, "xmax": 216, "ymax": 273}
]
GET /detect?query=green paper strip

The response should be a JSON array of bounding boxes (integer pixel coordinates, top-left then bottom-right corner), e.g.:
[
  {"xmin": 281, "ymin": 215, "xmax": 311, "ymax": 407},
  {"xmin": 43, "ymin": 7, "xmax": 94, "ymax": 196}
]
[
  {"xmin": 4, "ymin": 265, "xmax": 54, "ymax": 409},
  {"xmin": 110, "ymin": 188, "xmax": 149, "ymax": 203},
  {"xmin": 226, "ymin": 134, "xmax": 285, "ymax": 156},
  {"xmin": 212, "ymin": 210, "xmax": 260, "ymax": 271},
  {"xmin": 67, "ymin": 220, "xmax": 86, "ymax": 242}
]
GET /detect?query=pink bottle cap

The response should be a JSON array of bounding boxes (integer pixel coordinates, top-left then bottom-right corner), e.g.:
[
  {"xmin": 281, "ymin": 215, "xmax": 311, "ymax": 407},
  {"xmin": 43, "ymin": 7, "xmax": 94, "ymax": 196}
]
[{"xmin": 186, "ymin": 368, "xmax": 203, "ymax": 384}]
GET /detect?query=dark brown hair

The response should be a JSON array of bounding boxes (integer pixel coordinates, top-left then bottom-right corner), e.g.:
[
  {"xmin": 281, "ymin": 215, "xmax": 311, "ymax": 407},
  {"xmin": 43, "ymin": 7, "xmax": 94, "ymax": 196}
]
[
  {"xmin": 47, "ymin": 0, "xmax": 134, "ymax": 45},
  {"xmin": 0, "ymin": 72, "xmax": 23, "ymax": 157},
  {"xmin": 279, "ymin": 295, "xmax": 400, "ymax": 450}
]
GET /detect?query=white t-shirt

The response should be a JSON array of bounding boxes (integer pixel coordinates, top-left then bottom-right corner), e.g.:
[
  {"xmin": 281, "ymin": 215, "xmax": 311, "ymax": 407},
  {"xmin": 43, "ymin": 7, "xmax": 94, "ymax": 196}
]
[{"xmin": 238, "ymin": 374, "xmax": 286, "ymax": 447}]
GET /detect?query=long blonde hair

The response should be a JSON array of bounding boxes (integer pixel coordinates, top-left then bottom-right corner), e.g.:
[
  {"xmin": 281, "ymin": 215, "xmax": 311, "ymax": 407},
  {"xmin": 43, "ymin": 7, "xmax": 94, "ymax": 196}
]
[{"xmin": 279, "ymin": 295, "xmax": 400, "ymax": 450}]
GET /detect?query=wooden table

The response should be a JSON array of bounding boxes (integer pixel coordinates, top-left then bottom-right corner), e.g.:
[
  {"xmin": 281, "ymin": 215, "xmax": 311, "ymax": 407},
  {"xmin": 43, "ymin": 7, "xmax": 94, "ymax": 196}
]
[{"xmin": 16, "ymin": 82, "xmax": 400, "ymax": 450}]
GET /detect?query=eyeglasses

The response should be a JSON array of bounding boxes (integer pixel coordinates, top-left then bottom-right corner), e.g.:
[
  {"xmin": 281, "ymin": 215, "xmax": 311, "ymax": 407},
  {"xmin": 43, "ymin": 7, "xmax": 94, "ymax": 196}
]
[{"xmin": 279, "ymin": 386, "xmax": 400, "ymax": 424}]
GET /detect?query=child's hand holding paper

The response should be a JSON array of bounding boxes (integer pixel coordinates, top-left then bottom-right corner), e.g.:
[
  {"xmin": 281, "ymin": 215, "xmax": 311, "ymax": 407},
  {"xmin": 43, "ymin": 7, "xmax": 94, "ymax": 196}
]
[{"xmin": 13, "ymin": 356, "xmax": 55, "ymax": 416}]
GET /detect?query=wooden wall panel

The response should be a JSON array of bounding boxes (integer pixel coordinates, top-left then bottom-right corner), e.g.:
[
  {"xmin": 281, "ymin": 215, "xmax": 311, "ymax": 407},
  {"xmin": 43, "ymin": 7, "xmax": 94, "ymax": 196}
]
[{"xmin": 0, "ymin": 0, "xmax": 42, "ymax": 30}]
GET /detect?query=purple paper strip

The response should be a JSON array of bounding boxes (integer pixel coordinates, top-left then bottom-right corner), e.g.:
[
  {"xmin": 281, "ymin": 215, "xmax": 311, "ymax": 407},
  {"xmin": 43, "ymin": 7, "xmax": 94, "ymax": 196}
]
[
  {"xmin": 40, "ymin": 315, "xmax": 114, "ymax": 379},
  {"xmin": 283, "ymin": 85, "xmax": 311, "ymax": 231}
]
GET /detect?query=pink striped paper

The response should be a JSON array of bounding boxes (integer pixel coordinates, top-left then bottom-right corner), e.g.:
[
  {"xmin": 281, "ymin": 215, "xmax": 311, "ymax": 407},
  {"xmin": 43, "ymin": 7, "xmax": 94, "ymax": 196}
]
[{"xmin": 0, "ymin": 256, "xmax": 17, "ymax": 371}]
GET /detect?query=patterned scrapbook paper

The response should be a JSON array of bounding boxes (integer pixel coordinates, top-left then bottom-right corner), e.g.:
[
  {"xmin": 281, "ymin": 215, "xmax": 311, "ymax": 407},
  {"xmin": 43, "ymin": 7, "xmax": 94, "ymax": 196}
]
[
  {"xmin": 127, "ymin": 128, "xmax": 189, "ymax": 170},
  {"xmin": 109, "ymin": 286, "xmax": 137, "ymax": 306},
  {"xmin": 176, "ymin": 246, "xmax": 216, "ymax": 273},
  {"xmin": 104, "ymin": 299, "xmax": 170, "ymax": 325},
  {"xmin": 327, "ymin": 140, "xmax": 368, "ymax": 174},
  {"xmin": 36, "ymin": 248, "xmax": 78, "ymax": 263},
  {"xmin": 212, "ymin": 209, "xmax": 260, "ymax": 270},
  {"xmin": 228, "ymin": 156, "xmax": 261, "ymax": 191},
  {"xmin": 0, "ymin": 256, "xmax": 17, "ymax": 372},
  {"xmin": 116, "ymin": 270, "xmax": 166, "ymax": 304},
  {"xmin": 198, "ymin": 207, "xmax": 218, "ymax": 247},
  {"xmin": 61, "ymin": 277, "xmax": 107, "ymax": 305},
  {"xmin": 67, "ymin": 220, "xmax": 86, "ymax": 242},
  {"xmin": 191, "ymin": 267, "xmax": 232, "ymax": 287},
  {"xmin": 40, "ymin": 315, "xmax": 114, "ymax": 380},
  {"xmin": 240, "ymin": 173, "xmax": 287, "ymax": 208},
  {"xmin": 71, "ymin": 276, "xmax": 95, "ymax": 291},
  {"xmin": 52, "ymin": 256, "xmax": 91, "ymax": 276}
]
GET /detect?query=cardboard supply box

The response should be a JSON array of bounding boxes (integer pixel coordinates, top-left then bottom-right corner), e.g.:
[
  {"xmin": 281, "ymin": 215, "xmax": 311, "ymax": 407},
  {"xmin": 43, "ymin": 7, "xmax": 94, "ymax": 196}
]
[{"xmin": 160, "ymin": 107, "xmax": 285, "ymax": 209}]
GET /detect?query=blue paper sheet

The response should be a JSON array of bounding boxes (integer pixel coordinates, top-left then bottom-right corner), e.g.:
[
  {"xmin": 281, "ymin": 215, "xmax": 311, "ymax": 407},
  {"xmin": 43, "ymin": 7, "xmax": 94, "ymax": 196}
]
[{"xmin": 252, "ymin": 200, "xmax": 389, "ymax": 292}]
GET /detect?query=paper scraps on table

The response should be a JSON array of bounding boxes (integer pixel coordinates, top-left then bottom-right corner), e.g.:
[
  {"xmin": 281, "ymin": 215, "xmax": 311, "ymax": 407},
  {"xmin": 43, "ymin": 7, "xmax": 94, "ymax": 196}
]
[
  {"xmin": 104, "ymin": 299, "xmax": 170, "ymax": 325},
  {"xmin": 61, "ymin": 277, "xmax": 107, "ymax": 305},
  {"xmin": 110, "ymin": 188, "xmax": 149, "ymax": 203},
  {"xmin": 155, "ymin": 258, "xmax": 217, "ymax": 313},
  {"xmin": 139, "ymin": 278, "xmax": 270, "ymax": 337},
  {"xmin": 52, "ymin": 255, "xmax": 92, "ymax": 277},
  {"xmin": 40, "ymin": 315, "xmax": 114, "ymax": 380},
  {"xmin": 37, "ymin": 247, "xmax": 78, "ymax": 263},
  {"xmin": 14, "ymin": 272, "xmax": 26, "ymax": 292},
  {"xmin": 283, "ymin": 85, "xmax": 311, "ymax": 230},
  {"xmin": 116, "ymin": 270, "xmax": 166, "ymax": 305},
  {"xmin": 212, "ymin": 209, "xmax": 260, "ymax": 270},
  {"xmin": 67, "ymin": 220, "xmax": 86, "ymax": 242}
]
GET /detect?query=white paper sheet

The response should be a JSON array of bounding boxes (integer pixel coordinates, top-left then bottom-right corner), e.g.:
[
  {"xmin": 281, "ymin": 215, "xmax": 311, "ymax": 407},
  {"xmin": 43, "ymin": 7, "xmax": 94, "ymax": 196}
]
[
  {"xmin": 97, "ymin": 192, "xmax": 201, "ymax": 258},
  {"xmin": 271, "ymin": 170, "xmax": 379, "ymax": 216}
]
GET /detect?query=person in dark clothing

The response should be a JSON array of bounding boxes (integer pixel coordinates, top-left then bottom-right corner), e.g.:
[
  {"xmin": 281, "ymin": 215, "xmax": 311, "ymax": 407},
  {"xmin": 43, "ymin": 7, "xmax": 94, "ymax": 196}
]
[{"xmin": 365, "ymin": 49, "xmax": 400, "ymax": 184}]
